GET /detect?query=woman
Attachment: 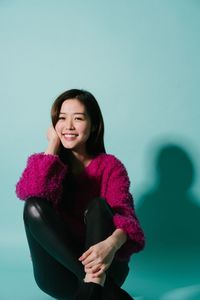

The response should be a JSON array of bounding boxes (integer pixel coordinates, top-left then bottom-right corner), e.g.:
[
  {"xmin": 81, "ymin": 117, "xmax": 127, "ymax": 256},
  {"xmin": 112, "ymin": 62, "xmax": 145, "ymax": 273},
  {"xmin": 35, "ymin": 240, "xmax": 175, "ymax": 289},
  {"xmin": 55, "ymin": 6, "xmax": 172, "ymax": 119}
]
[{"xmin": 16, "ymin": 89, "xmax": 145, "ymax": 300}]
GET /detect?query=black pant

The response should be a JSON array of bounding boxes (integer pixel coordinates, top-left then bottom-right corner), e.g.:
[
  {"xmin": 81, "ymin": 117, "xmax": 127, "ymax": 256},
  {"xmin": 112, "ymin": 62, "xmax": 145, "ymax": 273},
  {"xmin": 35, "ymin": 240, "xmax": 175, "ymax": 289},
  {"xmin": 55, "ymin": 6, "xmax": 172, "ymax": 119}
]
[{"xmin": 23, "ymin": 197, "xmax": 129, "ymax": 299}]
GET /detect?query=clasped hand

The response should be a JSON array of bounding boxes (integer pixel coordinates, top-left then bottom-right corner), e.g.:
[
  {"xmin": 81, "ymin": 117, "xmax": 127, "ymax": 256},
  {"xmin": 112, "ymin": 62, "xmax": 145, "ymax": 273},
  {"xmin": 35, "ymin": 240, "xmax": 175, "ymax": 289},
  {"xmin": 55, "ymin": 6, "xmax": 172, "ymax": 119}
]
[{"xmin": 79, "ymin": 237, "xmax": 117, "ymax": 277}]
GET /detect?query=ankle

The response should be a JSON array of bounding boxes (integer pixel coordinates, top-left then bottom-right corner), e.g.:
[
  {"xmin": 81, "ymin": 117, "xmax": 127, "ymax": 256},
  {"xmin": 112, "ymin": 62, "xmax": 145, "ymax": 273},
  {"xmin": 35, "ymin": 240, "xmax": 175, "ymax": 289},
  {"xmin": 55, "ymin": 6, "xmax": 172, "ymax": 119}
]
[{"xmin": 84, "ymin": 272, "xmax": 106, "ymax": 287}]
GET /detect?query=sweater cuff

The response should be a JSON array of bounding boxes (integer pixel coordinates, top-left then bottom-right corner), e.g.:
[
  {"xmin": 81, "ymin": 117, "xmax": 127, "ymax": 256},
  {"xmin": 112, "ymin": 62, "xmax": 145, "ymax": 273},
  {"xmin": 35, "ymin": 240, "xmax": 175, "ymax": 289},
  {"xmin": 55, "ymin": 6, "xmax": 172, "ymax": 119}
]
[
  {"xmin": 16, "ymin": 152, "xmax": 68, "ymax": 205},
  {"xmin": 113, "ymin": 213, "xmax": 145, "ymax": 259}
]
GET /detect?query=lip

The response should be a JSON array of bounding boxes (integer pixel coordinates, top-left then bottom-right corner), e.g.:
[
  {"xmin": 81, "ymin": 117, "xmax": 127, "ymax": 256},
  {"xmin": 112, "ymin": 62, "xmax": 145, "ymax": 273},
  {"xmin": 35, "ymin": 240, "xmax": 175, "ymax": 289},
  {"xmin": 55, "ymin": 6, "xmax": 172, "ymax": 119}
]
[
  {"xmin": 62, "ymin": 133, "xmax": 78, "ymax": 141},
  {"xmin": 62, "ymin": 132, "xmax": 78, "ymax": 136}
]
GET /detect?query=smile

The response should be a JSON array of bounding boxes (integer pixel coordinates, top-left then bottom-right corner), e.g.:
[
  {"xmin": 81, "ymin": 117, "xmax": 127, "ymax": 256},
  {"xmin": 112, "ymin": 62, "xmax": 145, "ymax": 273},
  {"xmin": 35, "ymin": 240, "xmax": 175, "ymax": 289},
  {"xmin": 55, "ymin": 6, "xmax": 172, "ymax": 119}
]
[
  {"xmin": 62, "ymin": 133, "xmax": 79, "ymax": 141},
  {"xmin": 63, "ymin": 134, "xmax": 78, "ymax": 137}
]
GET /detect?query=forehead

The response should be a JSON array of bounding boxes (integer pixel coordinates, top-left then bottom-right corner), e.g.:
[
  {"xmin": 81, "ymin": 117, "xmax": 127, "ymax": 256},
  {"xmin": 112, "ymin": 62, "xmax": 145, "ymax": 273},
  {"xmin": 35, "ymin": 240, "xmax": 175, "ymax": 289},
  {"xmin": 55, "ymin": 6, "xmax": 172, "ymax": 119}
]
[{"xmin": 60, "ymin": 99, "xmax": 86, "ymax": 113}]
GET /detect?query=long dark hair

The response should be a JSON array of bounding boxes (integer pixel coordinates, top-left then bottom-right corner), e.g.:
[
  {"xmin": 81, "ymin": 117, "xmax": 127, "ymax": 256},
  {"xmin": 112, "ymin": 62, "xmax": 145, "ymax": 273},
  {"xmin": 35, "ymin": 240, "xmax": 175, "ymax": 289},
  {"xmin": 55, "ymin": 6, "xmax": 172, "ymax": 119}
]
[{"xmin": 51, "ymin": 89, "xmax": 106, "ymax": 161}]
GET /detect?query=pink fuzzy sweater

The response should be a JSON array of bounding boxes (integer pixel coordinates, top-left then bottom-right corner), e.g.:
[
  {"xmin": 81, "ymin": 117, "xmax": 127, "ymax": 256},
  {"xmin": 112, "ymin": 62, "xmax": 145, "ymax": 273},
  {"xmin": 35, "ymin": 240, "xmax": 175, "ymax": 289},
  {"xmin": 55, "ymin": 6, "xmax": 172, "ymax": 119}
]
[{"xmin": 16, "ymin": 152, "xmax": 145, "ymax": 261}]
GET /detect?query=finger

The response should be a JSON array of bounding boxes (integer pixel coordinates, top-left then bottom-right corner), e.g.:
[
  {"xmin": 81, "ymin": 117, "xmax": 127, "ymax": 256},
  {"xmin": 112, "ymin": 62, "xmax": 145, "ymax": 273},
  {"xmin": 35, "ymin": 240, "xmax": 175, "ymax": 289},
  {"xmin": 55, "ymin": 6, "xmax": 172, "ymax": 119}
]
[
  {"xmin": 82, "ymin": 257, "xmax": 95, "ymax": 266},
  {"xmin": 84, "ymin": 264, "xmax": 102, "ymax": 271},
  {"xmin": 93, "ymin": 263, "xmax": 108, "ymax": 275},
  {"xmin": 82, "ymin": 254, "xmax": 96, "ymax": 266},
  {"xmin": 85, "ymin": 263, "xmax": 101, "ymax": 273},
  {"xmin": 81, "ymin": 251, "xmax": 99, "ymax": 266},
  {"xmin": 79, "ymin": 248, "xmax": 92, "ymax": 261},
  {"xmin": 84, "ymin": 262, "xmax": 94, "ymax": 270},
  {"xmin": 84, "ymin": 258, "xmax": 100, "ymax": 269},
  {"xmin": 91, "ymin": 264, "xmax": 102, "ymax": 273},
  {"xmin": 91, "ymin": 267, "xmax": 105, "ymax": 277},
  {"xmin": 84, "ymin": 266, "xmax": 93, "ymax": 274}
]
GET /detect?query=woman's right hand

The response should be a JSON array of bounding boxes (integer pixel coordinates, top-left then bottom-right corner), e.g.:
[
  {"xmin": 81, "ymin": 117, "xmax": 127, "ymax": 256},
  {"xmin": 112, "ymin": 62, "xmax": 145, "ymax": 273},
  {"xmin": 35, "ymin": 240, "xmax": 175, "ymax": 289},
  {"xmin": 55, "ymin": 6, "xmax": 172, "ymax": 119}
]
[
  {"xmin": 46, "ymin": 126, "xmax": 60, "ymax": 142},
  {"xmin": 45, "ymin": 126, "xmax": 61, "ymax": 155}
]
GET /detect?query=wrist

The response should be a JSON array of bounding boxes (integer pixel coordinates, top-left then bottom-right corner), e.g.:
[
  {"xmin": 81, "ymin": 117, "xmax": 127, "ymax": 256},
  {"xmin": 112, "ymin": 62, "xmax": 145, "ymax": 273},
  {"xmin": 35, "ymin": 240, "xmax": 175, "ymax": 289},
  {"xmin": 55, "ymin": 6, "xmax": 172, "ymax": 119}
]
[
  {"xmin": 106, "ymin": 235, "xmax": 120, "ymax": 252},
  {"xmin": 107, "ymin": 229, "xmax": 127, "ymax": 251},
  {"xmin": 45, "ymin": 140, "xmax": 60, "ymax": 155}
]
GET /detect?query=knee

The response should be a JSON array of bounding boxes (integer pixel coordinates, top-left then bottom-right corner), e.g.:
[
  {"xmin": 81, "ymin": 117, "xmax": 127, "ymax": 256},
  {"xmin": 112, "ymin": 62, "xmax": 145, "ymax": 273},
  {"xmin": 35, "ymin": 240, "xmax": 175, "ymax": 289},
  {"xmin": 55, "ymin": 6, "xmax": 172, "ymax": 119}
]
[
  {"xmin": 84, "ymin": 197, "xmax": 114, "ymax": 222},
  {"xmin": 23, "ymin": 197, "xmax": 45, "ymax": 225}
]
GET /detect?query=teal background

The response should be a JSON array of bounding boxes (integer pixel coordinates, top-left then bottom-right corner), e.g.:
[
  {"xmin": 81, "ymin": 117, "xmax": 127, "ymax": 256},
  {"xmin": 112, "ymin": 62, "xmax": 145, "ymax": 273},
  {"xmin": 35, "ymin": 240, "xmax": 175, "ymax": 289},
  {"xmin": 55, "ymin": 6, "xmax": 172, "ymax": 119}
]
[{"xmin": 0, "ymin": 0, "xmax": 200, "ymax": 299}]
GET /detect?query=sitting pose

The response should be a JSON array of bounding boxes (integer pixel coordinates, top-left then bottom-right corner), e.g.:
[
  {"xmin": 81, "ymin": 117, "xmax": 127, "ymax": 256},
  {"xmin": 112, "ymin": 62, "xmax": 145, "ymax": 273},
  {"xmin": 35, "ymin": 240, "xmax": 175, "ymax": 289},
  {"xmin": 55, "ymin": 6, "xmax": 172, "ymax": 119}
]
[{"xmin": 16, "ymin": 89, "xmax": 145, "ymax": 300}]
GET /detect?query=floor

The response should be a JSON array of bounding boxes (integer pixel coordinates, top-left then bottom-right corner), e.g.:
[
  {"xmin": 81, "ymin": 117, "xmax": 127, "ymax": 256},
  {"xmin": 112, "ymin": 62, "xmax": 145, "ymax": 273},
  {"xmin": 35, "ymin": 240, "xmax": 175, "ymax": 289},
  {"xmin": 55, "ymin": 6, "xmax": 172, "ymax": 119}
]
[{"xmin": 1, "ymin": 242, "xmax": 200, "ymax": 300}]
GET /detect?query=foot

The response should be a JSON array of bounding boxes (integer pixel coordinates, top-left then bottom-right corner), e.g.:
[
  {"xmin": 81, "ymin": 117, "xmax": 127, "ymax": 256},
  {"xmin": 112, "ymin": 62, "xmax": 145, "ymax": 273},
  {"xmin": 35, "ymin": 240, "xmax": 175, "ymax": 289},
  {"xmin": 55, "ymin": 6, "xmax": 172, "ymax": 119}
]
[
  {"xmin": 103, "ymin": 277, "xmax": 134, "ymax": 300},
  {"xmin": 73, "ymin": 282, "xmax": 103, "ymax": 300}
]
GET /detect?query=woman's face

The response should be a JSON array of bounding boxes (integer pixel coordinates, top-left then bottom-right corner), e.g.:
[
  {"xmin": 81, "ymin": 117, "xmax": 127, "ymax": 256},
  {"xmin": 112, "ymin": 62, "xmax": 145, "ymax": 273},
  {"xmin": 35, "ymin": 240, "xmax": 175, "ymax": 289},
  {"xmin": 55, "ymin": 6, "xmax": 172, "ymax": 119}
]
[{"xmin": 55, "ymin": 99, "xmax": 92, "ymax": 154}]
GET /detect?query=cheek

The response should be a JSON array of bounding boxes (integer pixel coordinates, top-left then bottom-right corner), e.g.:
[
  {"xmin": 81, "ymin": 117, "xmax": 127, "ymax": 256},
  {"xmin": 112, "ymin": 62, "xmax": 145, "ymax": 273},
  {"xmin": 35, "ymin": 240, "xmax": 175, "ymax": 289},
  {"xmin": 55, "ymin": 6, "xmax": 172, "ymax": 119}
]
[
  {"xmin": 55, "ymin": 123, "xmax": 61, "ymax": 136},
  {"xmin": 82, "ymin": 124, "xmax": 91, "ymax": 137}
]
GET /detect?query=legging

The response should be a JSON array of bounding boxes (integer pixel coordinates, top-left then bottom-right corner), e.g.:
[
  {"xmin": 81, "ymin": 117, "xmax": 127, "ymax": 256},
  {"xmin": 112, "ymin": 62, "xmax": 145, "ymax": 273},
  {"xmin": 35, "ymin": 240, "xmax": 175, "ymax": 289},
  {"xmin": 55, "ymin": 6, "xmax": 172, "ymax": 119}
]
[{"xmin": 23, "ymin": 197, "xmax": 129, "ymax": 299}]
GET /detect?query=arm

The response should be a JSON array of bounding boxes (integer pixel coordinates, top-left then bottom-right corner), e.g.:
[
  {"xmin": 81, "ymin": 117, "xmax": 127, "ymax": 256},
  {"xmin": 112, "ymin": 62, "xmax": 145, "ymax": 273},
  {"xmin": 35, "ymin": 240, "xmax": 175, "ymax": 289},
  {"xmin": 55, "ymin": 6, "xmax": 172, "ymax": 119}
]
[
  {"xmin": 102, "ymin": 156, "xmax": 145, "ymax": 260},
  {"xmin": 45, "ymin": 126, "xmax": 60, "ymax": 155},
  {"xmin": 15, "ymin": 127, "xmax": 67, "ymax": 205},
  {"xmin": 15, "ymin": 153, "xmax": 67, "ymax": 205},
  {"xmin": 80, "ymin": 157, "xmax": 145, "ymax": 275}
]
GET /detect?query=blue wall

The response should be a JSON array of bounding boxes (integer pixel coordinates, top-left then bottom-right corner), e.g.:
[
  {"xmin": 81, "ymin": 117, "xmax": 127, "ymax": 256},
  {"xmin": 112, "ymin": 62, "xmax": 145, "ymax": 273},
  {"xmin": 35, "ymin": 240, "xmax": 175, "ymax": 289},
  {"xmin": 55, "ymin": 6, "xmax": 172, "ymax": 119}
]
[{"xmin": 1, "ymin": 0, "xmax": 200, "ymax": 258}]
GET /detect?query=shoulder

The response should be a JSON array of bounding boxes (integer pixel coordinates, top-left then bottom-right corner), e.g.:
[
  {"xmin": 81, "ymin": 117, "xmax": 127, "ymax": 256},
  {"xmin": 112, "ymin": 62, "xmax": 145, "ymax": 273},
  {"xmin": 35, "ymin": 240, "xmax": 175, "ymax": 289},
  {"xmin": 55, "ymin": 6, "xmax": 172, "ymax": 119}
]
[
  {"xmin": 92, "ymin": 153, "xmax": 128, "ymax": 175},
  {"xmin": 94, "ymin": 152, "xmax": 122, "ymax": 165},
  {"xmin": 94, "ymin": 154, "xmax": 131, "ymax": 191}
]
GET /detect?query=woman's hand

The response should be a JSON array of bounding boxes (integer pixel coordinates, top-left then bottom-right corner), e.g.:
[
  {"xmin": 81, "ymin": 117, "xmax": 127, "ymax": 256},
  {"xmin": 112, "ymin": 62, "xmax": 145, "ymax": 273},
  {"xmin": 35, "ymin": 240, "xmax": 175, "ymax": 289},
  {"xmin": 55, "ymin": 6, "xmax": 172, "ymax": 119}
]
[
  {"xmin": 45, "ymin": 126, "xmax": 60, "ymax": 155},
  {"xmin": 46, "ymin": 126, "xmax": 60, "ymax": 142},
  {"xmin": 79, "ymin": 237, "xmax": 117, "ymax": 277}
]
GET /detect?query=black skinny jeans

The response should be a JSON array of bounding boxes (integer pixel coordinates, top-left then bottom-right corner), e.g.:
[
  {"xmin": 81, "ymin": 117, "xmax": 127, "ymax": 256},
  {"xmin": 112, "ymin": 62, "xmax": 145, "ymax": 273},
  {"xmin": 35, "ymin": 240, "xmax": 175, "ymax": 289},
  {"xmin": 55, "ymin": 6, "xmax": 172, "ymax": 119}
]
[{"xmin": 23, "ymin": 197, "xmax": 129, "ymax": 299}]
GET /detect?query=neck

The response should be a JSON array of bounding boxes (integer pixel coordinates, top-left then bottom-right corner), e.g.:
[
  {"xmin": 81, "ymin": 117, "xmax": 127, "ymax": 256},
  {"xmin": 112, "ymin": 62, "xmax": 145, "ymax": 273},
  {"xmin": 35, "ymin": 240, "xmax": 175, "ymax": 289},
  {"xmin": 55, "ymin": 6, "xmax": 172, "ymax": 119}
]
[{"xmin": 69, "ymin": 150, "xmax": 93, "ymax": 174}]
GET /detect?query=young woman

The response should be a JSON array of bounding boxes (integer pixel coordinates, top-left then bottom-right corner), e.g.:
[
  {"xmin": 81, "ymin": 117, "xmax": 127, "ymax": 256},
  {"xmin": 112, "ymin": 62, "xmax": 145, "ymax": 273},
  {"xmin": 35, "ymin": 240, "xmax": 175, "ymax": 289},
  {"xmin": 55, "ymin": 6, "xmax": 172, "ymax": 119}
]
[{"xmin": 16, "ymin": 89, "xmax": 145, "ymax": 300}]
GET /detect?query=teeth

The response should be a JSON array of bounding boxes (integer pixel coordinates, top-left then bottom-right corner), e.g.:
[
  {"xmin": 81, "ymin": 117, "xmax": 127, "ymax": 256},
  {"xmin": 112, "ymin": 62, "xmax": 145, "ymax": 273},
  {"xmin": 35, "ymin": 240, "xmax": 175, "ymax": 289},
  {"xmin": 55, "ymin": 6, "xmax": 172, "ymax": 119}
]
[{"xmin": 64, "ymin": 134, "xmax": 77, "ymax": 137}]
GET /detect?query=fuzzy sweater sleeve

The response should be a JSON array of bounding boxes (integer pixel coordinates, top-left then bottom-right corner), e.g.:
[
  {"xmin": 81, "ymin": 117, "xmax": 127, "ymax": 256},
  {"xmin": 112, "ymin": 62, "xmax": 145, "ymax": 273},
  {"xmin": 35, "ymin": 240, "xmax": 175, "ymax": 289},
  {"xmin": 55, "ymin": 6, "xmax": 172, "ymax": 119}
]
[
  {"xmin": 101, "ymin": 156, "xmax": 145, "ymax": 260},
  {"xmin": 15, "ymin": 153, "xmax": 68, "ymax": 205}
]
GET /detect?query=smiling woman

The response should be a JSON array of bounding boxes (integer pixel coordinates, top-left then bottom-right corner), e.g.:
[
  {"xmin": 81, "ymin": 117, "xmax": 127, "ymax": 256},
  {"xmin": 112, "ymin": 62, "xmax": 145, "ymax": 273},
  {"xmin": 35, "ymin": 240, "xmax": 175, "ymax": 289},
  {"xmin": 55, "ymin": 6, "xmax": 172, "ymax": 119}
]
[
  {"xmin": 15, "ymin": 89, "xmax": 145, "ymax": 300},
  {"xmin": 54, "ymin": 99, "xmax": 92, "ymax": 158}
]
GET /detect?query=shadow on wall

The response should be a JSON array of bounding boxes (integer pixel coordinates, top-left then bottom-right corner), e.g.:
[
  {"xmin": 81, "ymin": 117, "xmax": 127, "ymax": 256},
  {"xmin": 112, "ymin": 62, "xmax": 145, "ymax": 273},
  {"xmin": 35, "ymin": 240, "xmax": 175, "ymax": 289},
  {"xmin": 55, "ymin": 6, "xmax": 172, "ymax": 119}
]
[
  {"xmin": 137, "ymin": 143, "xmax": 200, "ymax": 251},
  {"xmin": 130, "ymin": 144, "xmax": 200, "ymax": 300}
]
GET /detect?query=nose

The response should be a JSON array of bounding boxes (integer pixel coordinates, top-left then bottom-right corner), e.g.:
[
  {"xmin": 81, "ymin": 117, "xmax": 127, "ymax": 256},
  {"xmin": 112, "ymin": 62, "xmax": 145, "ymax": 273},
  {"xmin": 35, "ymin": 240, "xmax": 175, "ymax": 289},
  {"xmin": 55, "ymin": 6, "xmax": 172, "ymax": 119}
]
[{"xmin": 64, "ymin": 118, "xmax": 75, "ymax": 130}]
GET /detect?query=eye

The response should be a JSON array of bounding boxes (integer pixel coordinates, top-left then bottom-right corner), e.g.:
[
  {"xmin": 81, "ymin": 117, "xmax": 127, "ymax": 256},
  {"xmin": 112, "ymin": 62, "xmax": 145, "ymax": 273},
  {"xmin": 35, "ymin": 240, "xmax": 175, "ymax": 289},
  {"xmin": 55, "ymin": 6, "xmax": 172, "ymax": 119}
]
[
  {"xmin": 74, "ymin": 117, "xmax": 84, "ymax": 121},
  {"xmin": 58, "ymin": 116, "xmax": 65, "ymax": 120}
]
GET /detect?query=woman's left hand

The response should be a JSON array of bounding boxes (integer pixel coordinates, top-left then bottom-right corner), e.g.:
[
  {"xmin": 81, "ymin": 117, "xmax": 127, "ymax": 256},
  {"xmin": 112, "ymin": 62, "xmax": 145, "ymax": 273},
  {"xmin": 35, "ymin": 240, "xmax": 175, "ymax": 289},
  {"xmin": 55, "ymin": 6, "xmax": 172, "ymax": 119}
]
[{"xmin": 79, "ymin": 237, "xmax": 117, "ymax": 277}]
